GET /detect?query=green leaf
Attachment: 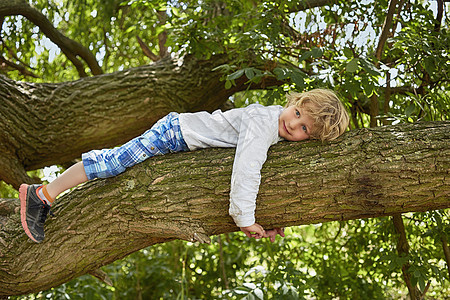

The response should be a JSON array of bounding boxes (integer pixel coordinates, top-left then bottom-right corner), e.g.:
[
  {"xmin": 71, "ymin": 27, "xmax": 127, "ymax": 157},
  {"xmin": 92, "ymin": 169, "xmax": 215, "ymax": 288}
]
[
  {"xmin": 212, "ymin": 64, "xmax": 234, "ymax": 72},
  {"xmin": 343, "ymin": 47, "xmax": 353, "ymax": 59},
  {"xmin": 361, "ymin": 77, "xmax": 374, "ymax": 96},
  {"xmin": 405, "ymin": 103, "xmax": 416, "ymax": 117},
  {"xmin": 411, "ymin": 275, "xmax": 418, "ymax": 287},
  {"xmin": 291, "ymin": 70, "xmax": 305, "ymax": 89},
  {"xmin": 424, "ymin": 56, "xmax": 436, "ymax": 75},
  {"xmin": 245, "ymin": 68, "xmax": 255, "ymax": 80},
  {"xmin": 225, "ymin": 80, "xmax": 232, "ymax": 89},
  {"xmin": 433, "ymin": 212, "xmax": 443, "ymax": 228},
  {"xmin": 273, "ymin": 67, "xmax": 290, "ymax": 80},
  {"xmin": 418, "ymin": 277, "xmax": 426, "ymax": 292},
  {"xmin": 253, "ymin": 288, "xmax": 264, "ymax": 300},
  {"xmin": 360, "ymin": 58, "xmax": 381, "ymax": 76},
  {"xmin": 414, "ymin": 269, "xmax": 421, "ymax": 277},
  {"xmin": 234, "ymin": 287, "xmax": 250, "ymax": 295},
  {"xmin": 299, "ymin": 51, "xmax": 312, "ymax": 62},
  {"xmin": 125, "ymin": 25, "xmax": 136, "ymax": 33},
  {"xmin": 311, "ymin": 47, "xmax": 323, "ymax": 58},
  {"xmin": 243, "ymin": 282, "xmax": 256, "ymax": 289},
  {"xmin": 346, "ymin": 58, "xmax": 359, "ymax": 73},
  {"xmin": 227, "ymin": 69, "xmax": 245, "ymax": 80},
  {"xmin": 344, "ymin": 81, "xmax": 361, "ymax": 95}
]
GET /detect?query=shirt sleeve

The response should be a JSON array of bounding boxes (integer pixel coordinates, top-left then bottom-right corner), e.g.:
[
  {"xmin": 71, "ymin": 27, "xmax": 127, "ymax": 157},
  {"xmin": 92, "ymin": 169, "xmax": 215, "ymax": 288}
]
[{"xmin": 228, "ymin": 107, "xmax": 277, "ymax": 227}]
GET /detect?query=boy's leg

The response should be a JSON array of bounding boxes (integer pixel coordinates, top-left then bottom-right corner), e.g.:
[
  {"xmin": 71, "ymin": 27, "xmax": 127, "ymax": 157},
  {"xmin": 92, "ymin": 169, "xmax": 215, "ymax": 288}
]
[
  {"xmin": 19, "ymin": 161, "xmax": 88, "ymax": 243},
  {"xmin": 20, "ymin": 112, "xmax": 187, "ymax": 242},
  {"xmin": 46, "ymin": 161, "xmax": 88, "ymax": 200},
  {"xmin": 81, "ymin": 112, "xmax": 189, "ymax": 180}
]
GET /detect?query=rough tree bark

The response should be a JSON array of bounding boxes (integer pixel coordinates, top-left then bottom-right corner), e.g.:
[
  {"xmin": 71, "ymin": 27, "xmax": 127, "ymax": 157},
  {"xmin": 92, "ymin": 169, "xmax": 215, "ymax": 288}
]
[{"xmin": 0, "ymin": 121, "xmax": 449, "ymax": 297}]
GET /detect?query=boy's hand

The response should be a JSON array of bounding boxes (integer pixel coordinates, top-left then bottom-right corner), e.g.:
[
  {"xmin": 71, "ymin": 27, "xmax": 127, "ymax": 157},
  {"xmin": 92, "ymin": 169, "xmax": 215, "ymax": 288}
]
[
  {"xmin": 264, "ymin": 228, "xmax": 285, "ymax": 242},
  {"xmin": 240, "ymin": 223, "xmax": 265, "ymax": 239}
]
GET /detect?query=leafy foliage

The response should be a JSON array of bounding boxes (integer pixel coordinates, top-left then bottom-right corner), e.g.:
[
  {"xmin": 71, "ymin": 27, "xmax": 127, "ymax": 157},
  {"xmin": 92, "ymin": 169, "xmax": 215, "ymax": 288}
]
[
  {"xmin": 11, "ymin": 214, "xmax": 449, "ymax": 299},
  {"xmin": 2, "ymin": 1, "xmax": 449, "ymax": 128}
]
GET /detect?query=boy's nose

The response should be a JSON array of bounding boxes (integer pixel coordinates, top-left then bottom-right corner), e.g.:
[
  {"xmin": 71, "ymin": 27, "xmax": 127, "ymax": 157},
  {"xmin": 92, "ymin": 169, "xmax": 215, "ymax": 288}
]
[{"xmin": 291, "ymin": 120, "xmax": 300, "ymax": 129}]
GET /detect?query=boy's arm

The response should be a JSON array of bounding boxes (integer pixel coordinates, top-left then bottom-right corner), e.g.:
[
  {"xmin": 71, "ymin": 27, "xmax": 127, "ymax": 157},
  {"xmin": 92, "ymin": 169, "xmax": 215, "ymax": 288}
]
[{"xmin": 228, "ymin": 108, "xmax": 278, "ymax": 236}]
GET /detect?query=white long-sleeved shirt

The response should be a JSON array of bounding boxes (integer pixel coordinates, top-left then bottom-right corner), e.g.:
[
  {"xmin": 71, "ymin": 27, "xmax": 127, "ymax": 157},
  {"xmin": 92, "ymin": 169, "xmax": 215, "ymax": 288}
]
[{"xmin": 179, "ymin": 104, "xmax": 283, "ymax": 227}]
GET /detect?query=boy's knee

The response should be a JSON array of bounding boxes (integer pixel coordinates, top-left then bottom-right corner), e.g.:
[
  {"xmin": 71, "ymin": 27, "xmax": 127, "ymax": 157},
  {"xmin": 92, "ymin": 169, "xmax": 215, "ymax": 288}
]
[{"xmin": 82, "ymin": 150, "xmax": 126, "ymax": 180}]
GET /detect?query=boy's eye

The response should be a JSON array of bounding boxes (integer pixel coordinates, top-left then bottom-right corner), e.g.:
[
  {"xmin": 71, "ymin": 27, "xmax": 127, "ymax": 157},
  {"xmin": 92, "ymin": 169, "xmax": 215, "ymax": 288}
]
[
  {"xmin": 302, "ymin": 125, "xmax": 307, "ymax": 132},
  {"xmin": 295, "ymin": 110, "xmax": 300, "ymax": 117}
]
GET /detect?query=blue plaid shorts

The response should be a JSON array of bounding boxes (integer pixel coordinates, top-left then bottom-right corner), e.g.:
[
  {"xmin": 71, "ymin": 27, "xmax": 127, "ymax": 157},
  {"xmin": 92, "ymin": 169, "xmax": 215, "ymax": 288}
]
[{"xmin": 82, "ymin": 112, "xmax": 189, "ymax": 180}]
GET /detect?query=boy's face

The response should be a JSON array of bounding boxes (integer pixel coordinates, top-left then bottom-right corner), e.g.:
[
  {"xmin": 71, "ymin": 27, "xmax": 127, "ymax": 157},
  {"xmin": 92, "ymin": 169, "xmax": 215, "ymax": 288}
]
[{"xmin": 278, "ymin": 105, "xmax": 314, "ymax": 141}]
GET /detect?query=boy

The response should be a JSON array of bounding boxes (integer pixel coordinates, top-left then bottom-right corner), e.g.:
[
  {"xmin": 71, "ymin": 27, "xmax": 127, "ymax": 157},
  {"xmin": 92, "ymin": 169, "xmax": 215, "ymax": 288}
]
[{"xmin": 20, "ymin": 89, "xmax": 349, "ymax": 243}]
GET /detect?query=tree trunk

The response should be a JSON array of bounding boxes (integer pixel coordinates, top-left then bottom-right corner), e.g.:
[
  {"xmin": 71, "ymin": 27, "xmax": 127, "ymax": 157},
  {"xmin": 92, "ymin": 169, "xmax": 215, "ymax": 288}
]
[
  {"xmin": 0, "ymin": 121, "xmax": 448, "ymax": 297},
  {"xmin": 0, "ymin": 54, "xmax": 281, "ymax": 189}
]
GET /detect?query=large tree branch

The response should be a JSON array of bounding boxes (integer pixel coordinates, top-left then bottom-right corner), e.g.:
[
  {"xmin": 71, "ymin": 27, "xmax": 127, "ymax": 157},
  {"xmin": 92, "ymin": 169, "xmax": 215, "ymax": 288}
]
[
  {"xmin": 0, "ymin": 0, "xmax": 103, "ymax": 77},
  {"xmin": 0, "ymin": 121, "xmax": 449, "ymax": 296}
]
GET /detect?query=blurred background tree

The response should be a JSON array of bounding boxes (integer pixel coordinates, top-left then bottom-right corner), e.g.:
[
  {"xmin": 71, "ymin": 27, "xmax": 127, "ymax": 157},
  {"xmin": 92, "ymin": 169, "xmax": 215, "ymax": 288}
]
[{"xmin": 2, "ymin": 0, "xmax": 449, "ymax": 298}]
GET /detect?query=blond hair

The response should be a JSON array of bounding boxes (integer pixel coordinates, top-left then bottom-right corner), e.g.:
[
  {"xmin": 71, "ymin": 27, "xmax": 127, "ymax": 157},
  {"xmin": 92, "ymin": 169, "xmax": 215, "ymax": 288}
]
[{"xmin": 286, "ymin": 89, "xmax": 349, "ymax": 141}]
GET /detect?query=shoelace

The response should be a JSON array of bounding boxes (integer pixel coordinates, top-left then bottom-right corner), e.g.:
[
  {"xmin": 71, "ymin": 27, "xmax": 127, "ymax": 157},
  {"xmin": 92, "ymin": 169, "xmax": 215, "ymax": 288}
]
[
  {"xmin": 40, "ymin": 203, "xmax": 55, "ymax": 224},
  {"xmin": 30, "ymin": 201, "xmax": 54, "ymax": 224}
]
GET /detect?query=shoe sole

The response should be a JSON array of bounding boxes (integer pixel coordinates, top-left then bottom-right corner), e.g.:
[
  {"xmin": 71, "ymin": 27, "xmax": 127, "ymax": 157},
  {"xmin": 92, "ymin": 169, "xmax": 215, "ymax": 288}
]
[{"xmin": 19, "ymin": 184, "xmax": 40, "ymax": 243}]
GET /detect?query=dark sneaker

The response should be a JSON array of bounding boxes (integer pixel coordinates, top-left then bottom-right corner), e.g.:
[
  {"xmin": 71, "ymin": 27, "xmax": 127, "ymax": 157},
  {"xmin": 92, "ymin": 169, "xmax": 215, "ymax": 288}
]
[{"xmin": 19, "ymin": 184, "xmax": 52, "ymax": 243}]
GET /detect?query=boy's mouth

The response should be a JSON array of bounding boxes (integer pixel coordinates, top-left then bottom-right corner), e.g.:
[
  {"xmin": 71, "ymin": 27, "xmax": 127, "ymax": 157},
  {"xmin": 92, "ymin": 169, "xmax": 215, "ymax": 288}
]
[{"xmin": 283, "ymin": 121, "xmax": 290, "ymax": 135}]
